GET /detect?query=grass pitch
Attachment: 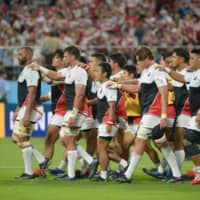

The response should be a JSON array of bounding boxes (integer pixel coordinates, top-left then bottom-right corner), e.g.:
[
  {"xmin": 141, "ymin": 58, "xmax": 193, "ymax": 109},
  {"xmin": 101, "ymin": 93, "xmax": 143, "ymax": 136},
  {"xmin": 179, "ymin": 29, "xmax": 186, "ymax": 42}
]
[{"xmin": 0, "ymin": 138, "xmax": 199, "ymax": 200}]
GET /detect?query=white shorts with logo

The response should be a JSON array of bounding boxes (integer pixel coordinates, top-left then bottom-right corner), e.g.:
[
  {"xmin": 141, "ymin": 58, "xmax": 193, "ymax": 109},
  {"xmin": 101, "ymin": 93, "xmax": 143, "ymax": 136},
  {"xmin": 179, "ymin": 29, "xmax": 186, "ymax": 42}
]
[
  {"xmin": 59, "ymin": 111, "xmax": 87, "ymax": 137},
  {"xmin": 13, "ymin": 105, "xmax": 44, "ymax": 136},
  {"xmin": 80, "ymin": 118, "xmax": 98, "ymax": 131},
  {"xmin": 98, "ymin": 123, "xmax": 118, "ymax": 138},
  {"xmin": 176, "ymin": 114, "xmax": 191, "ymax": 128},
  {"xmin": 137, "ymin": 114, "xmax": 175, "ymax": 140},
  {"xmin": 50, "ymin": 114, "xmax": 64, "ymax": 127}
]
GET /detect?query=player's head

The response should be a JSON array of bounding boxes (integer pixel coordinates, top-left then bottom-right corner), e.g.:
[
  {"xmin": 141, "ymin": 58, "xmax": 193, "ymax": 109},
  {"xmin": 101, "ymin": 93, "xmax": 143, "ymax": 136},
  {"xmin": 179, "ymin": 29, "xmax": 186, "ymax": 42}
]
[
  {"xmin": 172, "ymin": 48, "xmax": 189, "ymax": 68},
  {"xmin": 88, "ymin": 53, "xmax": 106, "ymax": 68},
  {"xmin": 109, "ymin": 53, "xmax": 127, "ymax": 71},
  {"xmin": 63, "ymin": 45, "xmax": 80, "ymax": 66},
  {"xmin": 96, "ymin": 62, "xmax": 112, "ymax": 82},
  {"xmin": 123, "ymin": 65, "xmax": 137, "ymax": 79},
  {"xmin": 135, "ymin": 46, "xmax": 154, "ymax": 68},
  {"xmin": 52, "ymin": 49, "xmax": 64, "ymax": 69},
  {"xmin": 160, "ymin": 51, "xmax": 173, "ymax": 68},
  {"xmin": 189, "ymin": 49, "xmax": 200, "ymax": 71},
  {"xmin": 17, "ymin": 46, "xmax": 33, "ymax": 66}
]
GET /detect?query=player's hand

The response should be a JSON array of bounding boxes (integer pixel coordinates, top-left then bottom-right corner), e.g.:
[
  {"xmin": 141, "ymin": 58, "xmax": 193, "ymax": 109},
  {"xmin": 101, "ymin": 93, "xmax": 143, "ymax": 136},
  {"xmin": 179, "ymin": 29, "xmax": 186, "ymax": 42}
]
[
  {"xmin": 160, "ymin": 118, "xmax": 167, "ymax": 129},
  {"xmin": 27, "ymin": 62, "xmax": 40, "ymax": 71},
  {"xmin": 67, "ymin": 117, "xmax": 76, "ymax": 128},
  {"xmin": 12, "ymin": 112, "xmax": 18, "ymax": 122},
  {"xmin": 23, "ymin": 116, "xmax": 30, "ymax": 127},
  {"xmin": 156, "ymin": 65, "xmax": 170, "ymax": 73},
  {"xmin": 106, "ymin": 124, "xmax": 112, "ymax": 133},
  {"xmin": 106, "ymin": 81, "xmax": 118, "ymax": 89}
]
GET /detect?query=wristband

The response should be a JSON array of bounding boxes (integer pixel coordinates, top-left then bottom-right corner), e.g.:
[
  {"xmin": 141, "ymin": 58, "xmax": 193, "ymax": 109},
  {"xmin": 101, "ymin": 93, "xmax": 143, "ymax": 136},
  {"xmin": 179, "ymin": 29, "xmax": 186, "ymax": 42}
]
[
  {"xmin": 161, "ymin": 113, "xmax": 167, "ymax": 119},
  {"xmin": 39, "ymin": 66, "xmax": 49, "ymax": 75},
  {"xmin": 165, "ymin": 67, "xmax": 171, "ymax": 74},
  {"xmin": 71, "ymin": 107, "xmax": 79, "ymax": 118}
]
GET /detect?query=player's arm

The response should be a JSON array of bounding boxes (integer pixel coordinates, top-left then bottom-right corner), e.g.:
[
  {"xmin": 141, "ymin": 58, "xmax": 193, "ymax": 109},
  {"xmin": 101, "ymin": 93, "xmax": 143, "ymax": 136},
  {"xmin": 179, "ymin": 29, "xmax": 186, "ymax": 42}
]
[
  {"xmin": 67, "ymin": 69, "xmax": 88, "ymax": 128},
  {"xmin": 157, "ymin": 65, "xmax": 186, "ymax": 83},
  {"xmin": 106, "ymin": 101, "xmax": 116, "ymax": 133},
  {"xmin": 155, "ymin": 72, "xmax": 168, "ymax": 129},
  {"xmin": 158, "ymin": 85, "xmax": 168, "ymax": 127},
  {"xmin": 40, "ymin": 92, "xmax": 51, "ymax": 103},
  {"xmin": 67, "ymin": 84, "xmax": 86, "ymax": 128},
  {"xmin": 28, "ymin": 63, "xmax": 65, "ymax": 81},
  {"xmin": 87, "ymin": 97, "xmax": 98, "ymax": 106},
  {"xmin": 23, "ymin": 86, "xmax": 37, "ymax": 127},
  {"xmin": 107, "ymin": 81, "xmax": 140, "ymax": 94}
]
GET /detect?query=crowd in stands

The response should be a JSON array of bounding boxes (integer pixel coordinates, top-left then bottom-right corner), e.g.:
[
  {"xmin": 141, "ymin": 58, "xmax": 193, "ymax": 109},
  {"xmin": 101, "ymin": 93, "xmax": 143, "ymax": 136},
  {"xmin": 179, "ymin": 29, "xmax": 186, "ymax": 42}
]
[{"xmin": 0, "ymin": 0, "xmax": 199, "ymax": 76}]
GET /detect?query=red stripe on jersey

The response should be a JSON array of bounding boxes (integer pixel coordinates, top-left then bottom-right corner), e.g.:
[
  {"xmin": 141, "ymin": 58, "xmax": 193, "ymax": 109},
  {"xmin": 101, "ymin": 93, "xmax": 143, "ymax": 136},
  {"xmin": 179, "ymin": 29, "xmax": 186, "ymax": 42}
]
[
  {"xmin": 103, "ymin": 113, "xmax": 116, "ymax": 125},
  {"xmin": 134, "ymin": 116, "xmax": 141, "ymax": 125},
  {"xmin": 55, "ymin": 93, "xmax": 66, "ymax": 116},
  {"xmin": 181, "ymin": 98, "xmax": 190, "ymax": 116},
  {"xmin": 167, "ymin": 104, "xmax": 176, "ymax": 118},
  {"xmin": 79, "ymin": 97, "xmax": 89, "ymax": 116},
  {"xmin": 148, "ymin": 93, "xmax": 162, "ymax": 116},
  {"xmin": 117, "ymin": 92, "xmax": 127, "ymax": 119}
]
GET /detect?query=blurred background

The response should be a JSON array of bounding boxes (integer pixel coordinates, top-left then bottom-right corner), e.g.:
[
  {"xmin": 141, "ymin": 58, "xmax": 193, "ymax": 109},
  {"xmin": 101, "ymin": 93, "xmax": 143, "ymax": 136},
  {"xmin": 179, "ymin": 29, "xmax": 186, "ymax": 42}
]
[{"xmin": 0, "ymin": 0, "xmax": 200, "ymax": 137}]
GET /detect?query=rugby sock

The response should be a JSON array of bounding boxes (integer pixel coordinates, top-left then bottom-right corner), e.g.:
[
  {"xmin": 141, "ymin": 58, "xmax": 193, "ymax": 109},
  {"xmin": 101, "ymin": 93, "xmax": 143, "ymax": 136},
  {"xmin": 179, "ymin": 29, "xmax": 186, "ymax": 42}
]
[
  {"xmin": 77, "ymin": 144, "xmax": 93, "ymax": 165},
  {"xmin": 158, "ymin": 159, "xmax": 168, "ymax": 173},
  {"xmin": 155, "ymin": 163, "xmax": 160, "ymax": 169},
  {"xmin": 32, "ymin": 148, "xmax": 45, "ymax": 164},
  {"xmin": 67, "ymin": 150, "xmax": 78, "ymax": 178},
  {"xmin": 58, "ymin": 160, "xmax": 67, "ymax": 171},
  {"xmin": 119, "ymin": 159, "xmax": 128, "ymax": 169},
  {"xmin": 100, "ymin": 171, "xmax": 107, "ymax": 179},
  {"xmin": 174, "ymin": 150, "xmax": 185, "ymax": 170},
  {"xmin": 125, "ymin": 154, "xmax": 141, "ymax": 179},
  {"xmin": 22, "ymin": 146, "xmax": 33, "ymax": 175},
  {"xmin": 161, "ymin": 146, "xmax": 181, "ymax": 177}
]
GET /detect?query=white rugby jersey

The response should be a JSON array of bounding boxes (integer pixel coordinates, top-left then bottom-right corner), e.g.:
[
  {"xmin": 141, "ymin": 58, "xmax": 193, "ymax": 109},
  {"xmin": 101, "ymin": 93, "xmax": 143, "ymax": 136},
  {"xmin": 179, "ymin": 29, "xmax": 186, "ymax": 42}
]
[
  {"xmin": 97, "ymin": 81, "xmax": 118, "ymax": 123},
  {"xmin": 17, "ymin": 66, "xmax": 41, "ymax": 107},
  {"xmin": 184, "ymin": 69, "xmax": 200, "ymax": 116},
  {"xmin": 139, "ymin": 63, "xmax": 168, "ymax": 116},
  {"xmin": 63, "ymin": 66, "xmax": 88, "ymax": 112}
]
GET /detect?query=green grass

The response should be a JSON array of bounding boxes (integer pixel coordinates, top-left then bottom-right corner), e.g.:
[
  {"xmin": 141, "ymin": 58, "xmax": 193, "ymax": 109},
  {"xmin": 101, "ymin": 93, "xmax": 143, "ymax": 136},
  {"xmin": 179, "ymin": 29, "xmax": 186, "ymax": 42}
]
[{"xmin": 0, "ymin": 138, "xmax": 199, "ymax": 200}]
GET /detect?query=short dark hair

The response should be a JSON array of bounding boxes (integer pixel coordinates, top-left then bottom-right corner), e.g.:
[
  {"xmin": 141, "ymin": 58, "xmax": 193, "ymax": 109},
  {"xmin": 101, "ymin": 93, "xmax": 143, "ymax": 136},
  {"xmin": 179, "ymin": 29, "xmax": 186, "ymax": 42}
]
[
  {"xmin": 20, "ymin": 46, "xmax": 33, "ymax": 56},
  {"xmin": 136, "ymin": 46, "xmax": 154, "ymax": 61},
  {"xmin": 123, "ymin": 65, "xmax": 137, "ymax": 77},
  {"xmin": 64, "ymin": 45, "xmax": 80, "ymax": 59},
  {"xmin": 174, "ymin": 48, "xmax": 189, "ymax": 63},
  {"xmin": 191, "ymin": 49, "xmax": 200, "ymax": 55},
  {"xmin": 53, "ymin": 49, "xmax": 64, "ymax": 59},
  {"xmin": 80, "ymin": 56, "xmax": 87, "ymax": 64},
  {"xmin": 161, "ymin": 51, "xmax": 173, "ymax": 60},
  {"xmin": 91, "ymin": 53, "xmax": 106, "ymax": 63},
  {"xmin": 109, "ymin": 53, "xmax": 127, "ymax": 68},
  {"xmin": 99, "ymin": 62, "xmax": 112, "ymax": 79}
]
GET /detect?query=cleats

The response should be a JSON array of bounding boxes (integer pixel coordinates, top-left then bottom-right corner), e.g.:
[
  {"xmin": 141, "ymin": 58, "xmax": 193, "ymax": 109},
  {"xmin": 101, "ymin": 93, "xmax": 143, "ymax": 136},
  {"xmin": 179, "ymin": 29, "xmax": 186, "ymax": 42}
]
[
  {"xmin": 15, "ymin": 173, "xmax": 36, "ymax": 180},
  {"xmin": 166, "ymin": 176, "xmax": 183, "ymax": 183},
  {"xmin": 88, "ymin": 158, "xmax": 99, "ymax": 178},
  {"xmin": 143, "ymin": 168, "xmax": 164, "ymax": 179},
  {"xmin": 55, "ymin": 174, "xmax": 76, "ymax": 181},
  {"xmin": 115, "ymin": 174, "xmax": 132, "ymax": 183},
  {"xmin": 48, "ymin": 168, "xmax": 65, "ymax": 175}
]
